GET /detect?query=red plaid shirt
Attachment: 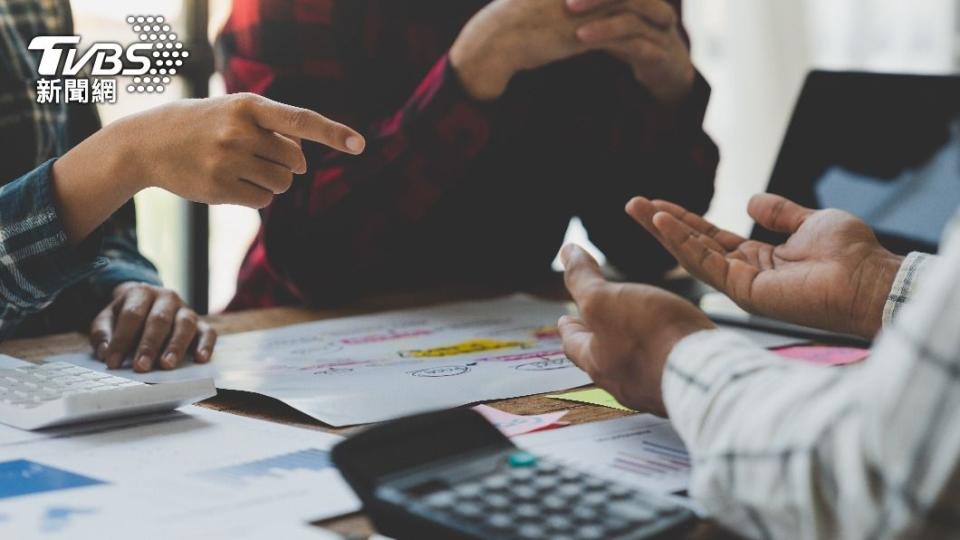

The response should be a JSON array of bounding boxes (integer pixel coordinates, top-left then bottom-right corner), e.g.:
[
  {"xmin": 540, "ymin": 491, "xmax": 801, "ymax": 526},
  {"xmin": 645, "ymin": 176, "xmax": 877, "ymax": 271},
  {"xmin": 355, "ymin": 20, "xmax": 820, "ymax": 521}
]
[{"xmin": 216, "ymin": 0, "xmax": 718, "ymax": 309}]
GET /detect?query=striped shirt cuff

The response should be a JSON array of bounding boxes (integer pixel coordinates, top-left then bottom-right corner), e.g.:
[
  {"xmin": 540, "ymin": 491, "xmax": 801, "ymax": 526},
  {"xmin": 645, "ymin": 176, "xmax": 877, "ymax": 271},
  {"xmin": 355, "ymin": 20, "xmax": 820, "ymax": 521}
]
[
  {"xmin": 882, "ymin": 252, "xmax": 933, "ymax": 327},
  {"xmin": 662, "ymin": 329, "xmax": 784, "ymax": 439}
]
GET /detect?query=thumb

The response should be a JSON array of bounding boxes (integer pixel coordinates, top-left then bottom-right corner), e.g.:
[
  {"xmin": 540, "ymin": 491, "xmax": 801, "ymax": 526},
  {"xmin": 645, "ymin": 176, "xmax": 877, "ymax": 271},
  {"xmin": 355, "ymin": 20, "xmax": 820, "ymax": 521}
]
[
  {"xmin": 558, "ymin": 315, "xmax": 594, "ymax": 372},
  {"xmin": 748, "ymin": 194, "xmax": 815, "ymax": 234}
]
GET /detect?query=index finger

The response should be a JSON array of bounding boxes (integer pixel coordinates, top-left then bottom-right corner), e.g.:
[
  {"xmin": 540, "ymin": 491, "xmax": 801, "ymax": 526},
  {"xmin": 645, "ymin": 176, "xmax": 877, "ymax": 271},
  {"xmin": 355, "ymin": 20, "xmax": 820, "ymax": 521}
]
[
  {"xmin": 249, "ymin": 97, "xmax": 365, "ymax": 155},
  {"xmin": 647, "ymin": 198, "xmax": 746, "ymax": 251},
  {"xmin": 561, "ymin": 244, "xmax": 607, "ymax": 302}
]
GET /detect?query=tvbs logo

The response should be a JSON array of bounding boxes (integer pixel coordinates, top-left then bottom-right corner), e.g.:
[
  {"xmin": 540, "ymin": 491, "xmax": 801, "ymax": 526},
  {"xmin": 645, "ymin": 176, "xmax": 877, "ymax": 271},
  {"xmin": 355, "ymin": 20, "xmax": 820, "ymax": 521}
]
[{"xmin": 28, "ymin": 15, "xmax": 188, "ymax": 104}]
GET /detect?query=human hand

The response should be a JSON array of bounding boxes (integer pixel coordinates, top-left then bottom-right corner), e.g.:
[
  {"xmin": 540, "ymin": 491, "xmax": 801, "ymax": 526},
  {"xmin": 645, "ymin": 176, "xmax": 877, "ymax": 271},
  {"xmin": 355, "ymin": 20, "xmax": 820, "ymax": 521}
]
[
  {"xmin": 89, "ymin": 283, "xmax": 217, "ymax": 373},
  {"xmin": 567, "ymin": 0, "xmax": 694, "ymax": 103},
  {"xmin": 559, "ymin": 244, "xmax": 714, "ymax": 416},
  {"xmin": 114, "ymin": 93, "xmax": 365, "ymax": 209},
  {"xmin": 626, "ymin": 194, "xmax": 904, "ymax": 339},
  {"xmin": 451, "ymin": 0, "xmax": 589, "ymax": 100}
]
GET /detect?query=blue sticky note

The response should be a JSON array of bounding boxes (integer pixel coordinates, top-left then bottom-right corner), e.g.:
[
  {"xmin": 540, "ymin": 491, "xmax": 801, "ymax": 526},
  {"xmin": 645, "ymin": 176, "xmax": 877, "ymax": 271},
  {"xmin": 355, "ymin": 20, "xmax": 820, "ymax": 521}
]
[{"xmin": 0, "ymin": 460, "xmax": 105, "ymax": 500}]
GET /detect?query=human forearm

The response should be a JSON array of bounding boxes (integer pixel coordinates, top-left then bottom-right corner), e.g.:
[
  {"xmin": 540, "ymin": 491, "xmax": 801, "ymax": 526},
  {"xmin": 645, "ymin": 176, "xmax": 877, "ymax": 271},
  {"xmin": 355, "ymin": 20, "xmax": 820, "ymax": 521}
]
[
  {"xmin": 53, "ymin": 94, "xmax": 362, "ymax": 247},
  {"xmin": 51, "ymin": 120, "xmax": 145, "ymax": 244},
  {"xmin": 665, "ymin": 236, "xmax": 960, "ymax": 540},
  {"xmin": 664, "ymin": 331, "xmax": 871, "ymax": 538}
]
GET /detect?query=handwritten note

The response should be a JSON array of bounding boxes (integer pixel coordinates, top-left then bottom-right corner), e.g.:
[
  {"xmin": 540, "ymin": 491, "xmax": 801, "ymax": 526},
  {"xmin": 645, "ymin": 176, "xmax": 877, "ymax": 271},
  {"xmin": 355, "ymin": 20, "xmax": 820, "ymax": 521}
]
[
  {"xmin": 546, "ymin": 389, "xmax": 634, "ymax": 412},
  {"xmin": 773, "ymin": 345, "xmax": 869, "ymax": 366},
  {"xmin": 472, "ymin": 405, "xmax": 568, "ymax": 437}
]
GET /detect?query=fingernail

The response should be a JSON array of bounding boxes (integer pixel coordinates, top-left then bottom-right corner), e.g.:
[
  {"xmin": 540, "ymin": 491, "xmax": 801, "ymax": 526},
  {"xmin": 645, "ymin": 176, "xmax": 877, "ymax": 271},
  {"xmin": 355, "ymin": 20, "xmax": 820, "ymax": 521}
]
[
  {"xmin": 345, "ymin": 135, "xmax": 365, "ymax": 154},
  {"xmin": 107, "ymin": 353, "xmax": 122, "ymax": 369},
  {"xmin": 196, "ymin": 349, "xmax": 209, "ymax": 363},
  {"xmin": 96, "ymin": 342, "xmax": 108, "ymax": 360},
  {"xmin": 136, "ymin": 355, "xmax": 151, "ymax": 372},
  {"xmin": 162, "ymin": 352, "xmax": 177, "ymax": 369}
]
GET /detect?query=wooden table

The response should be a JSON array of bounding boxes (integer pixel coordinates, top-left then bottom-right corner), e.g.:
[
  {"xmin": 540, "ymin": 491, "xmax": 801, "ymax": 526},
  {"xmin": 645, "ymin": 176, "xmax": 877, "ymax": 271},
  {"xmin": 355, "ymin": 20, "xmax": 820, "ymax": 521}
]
[{"xmin": 0, "ymin": 288, "xmax": 737, "ymax": 539}]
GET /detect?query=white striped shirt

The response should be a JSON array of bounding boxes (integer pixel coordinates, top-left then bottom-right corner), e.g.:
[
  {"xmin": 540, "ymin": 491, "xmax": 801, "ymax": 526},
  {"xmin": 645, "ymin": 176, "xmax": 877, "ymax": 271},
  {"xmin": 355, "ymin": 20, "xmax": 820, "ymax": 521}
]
[{"xmin": 664, "ymin": 217, "xmax": 960, "ymax": 539}]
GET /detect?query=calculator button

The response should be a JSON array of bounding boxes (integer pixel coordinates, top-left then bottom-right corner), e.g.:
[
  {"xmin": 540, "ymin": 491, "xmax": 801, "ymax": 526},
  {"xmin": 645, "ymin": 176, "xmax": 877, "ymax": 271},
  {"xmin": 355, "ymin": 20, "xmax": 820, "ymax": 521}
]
[
  {"xmin": 424, "ymin": 491, "xmax": 456, "ymax": 510},
  {"xmin": 541, "ymin": 495, "xmax": 567, "ymax": 512},
  {"xmin": 485, "ymin": 493, "xmax": 511, "ymax": 510},
  {"xmin": 508, "ymin": 451, "xmax": 538, "ymax": 468},
  {"xmin": 512, "ymin": 485, "xmax": 538, "ymax": 501},
  {"xmin": 513, "ymin": 504, "xmax": 540, "ymax": 520},
  {"xmin": 517, "ymin": 524, "xmax": 547, "ymax": 539},
  {"xmin": 532, "ymin": 475, "xmax": 559, "ymax": 491},
  {"xmin": 609, "ymin": 484, "xmax": 633, "ymax": 499},
  {"xmin": 572, "ymin": 507, "xmax": 599, "ymax": 522},
  {"xmin": 603, "ymin": 516, "xmax": 631, "ymax": 534},
  {"xmin": 482, "ymin": 474, "xmax": 510, "ymax": 491},
  {"xmin": 509, "ymin": 468, "xmax": 535, "ymax": 482},
  {"xmin": 581, "ymin": 492, "xmax": 606, "ymax": 507},
  {"xmin": 538, "ymin": 460, "xmax": 561, "ymax": 473},
  {"xmin": 557, "ymin": 483, "xmax": 583, "ymax": 499},
  {"xmin": 454, "ymin": 483, "xmax": 482, "ymax": 499},
  {"xmin": 576, "ymin": 525, "xmax": 607, "ymax": 540},
  {"xmin": 454, "ymin": 502, "xmax": 484, "ymax": 520},
  {"xmin": 609, "ymin": 501, "xmax": 657, "ymax": 523},
  {"xmin": 583, "ymin": 476, "xmax": 607, "ymax": 490},
  {"xmin": 545, "ymin": 515, "xmax": 574, "ymax": 532},
  {"xmin": 559, "ymin": 469, "xmax": 583, "ymax": 481},
  {"xmin": 486, "ymin": 513, "xmax": 513, "ymax": 531}
]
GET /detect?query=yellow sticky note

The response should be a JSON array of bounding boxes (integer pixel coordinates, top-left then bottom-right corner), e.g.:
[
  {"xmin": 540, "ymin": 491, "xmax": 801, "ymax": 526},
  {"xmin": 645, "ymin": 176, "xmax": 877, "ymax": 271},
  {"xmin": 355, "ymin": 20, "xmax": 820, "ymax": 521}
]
[{"xmin": 546, "ymin": 389, "xmax": 635, "ymax": 412}]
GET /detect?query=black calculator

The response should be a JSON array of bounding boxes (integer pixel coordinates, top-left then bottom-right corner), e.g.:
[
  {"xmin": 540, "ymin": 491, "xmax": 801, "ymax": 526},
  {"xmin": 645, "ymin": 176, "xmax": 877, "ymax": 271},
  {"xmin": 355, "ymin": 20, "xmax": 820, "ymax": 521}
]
[{"xmin": 331, "ymin": 408, "xmax": 696, "ymax": 540}]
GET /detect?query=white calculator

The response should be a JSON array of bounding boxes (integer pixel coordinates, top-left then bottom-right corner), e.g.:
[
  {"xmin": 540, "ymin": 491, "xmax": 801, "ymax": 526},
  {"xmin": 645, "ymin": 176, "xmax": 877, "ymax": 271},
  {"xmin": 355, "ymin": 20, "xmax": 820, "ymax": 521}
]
[{"xmin": 0, "ymin": 362, "xmax": 216, "ymax": 430}]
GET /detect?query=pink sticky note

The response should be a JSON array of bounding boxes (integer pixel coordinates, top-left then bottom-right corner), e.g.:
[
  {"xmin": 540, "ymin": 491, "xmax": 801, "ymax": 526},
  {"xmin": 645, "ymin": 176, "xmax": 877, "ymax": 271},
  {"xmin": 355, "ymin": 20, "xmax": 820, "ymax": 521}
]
[
  {"xmin": 773, "ymin": 345, "xmax": 869, "ymax": 366},
  {"xmin": 472, "ymin": 405, "xmax": 569, "ymax": 437}
]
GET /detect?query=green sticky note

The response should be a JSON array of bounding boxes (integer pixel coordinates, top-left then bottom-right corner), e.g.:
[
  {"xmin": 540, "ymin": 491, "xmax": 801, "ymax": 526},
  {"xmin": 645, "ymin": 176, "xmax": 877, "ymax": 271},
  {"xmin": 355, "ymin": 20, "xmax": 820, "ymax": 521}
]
[{"xmin": 546, "ymin": 389, "xmax": 635, "ymax": 412}]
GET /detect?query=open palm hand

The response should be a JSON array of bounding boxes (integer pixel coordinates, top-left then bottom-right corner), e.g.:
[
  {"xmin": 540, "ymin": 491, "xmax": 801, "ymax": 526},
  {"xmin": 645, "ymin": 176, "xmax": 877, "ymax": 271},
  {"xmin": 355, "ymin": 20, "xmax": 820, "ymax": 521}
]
[{"xmin": 627, "ymin": 194, "xmax": 904, "ymax": 338}]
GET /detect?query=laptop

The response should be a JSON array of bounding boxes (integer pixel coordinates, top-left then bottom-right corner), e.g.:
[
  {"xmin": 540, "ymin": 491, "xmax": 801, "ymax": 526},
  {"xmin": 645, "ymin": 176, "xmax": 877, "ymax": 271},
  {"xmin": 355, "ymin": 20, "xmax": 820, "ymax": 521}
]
[
  {"xmin": 756, "ymin": 70, "xmax": 960, "ymax": 254},
  {"xmin": 706, "ymin": 70, "xmax": 960, "ymax": 345}
]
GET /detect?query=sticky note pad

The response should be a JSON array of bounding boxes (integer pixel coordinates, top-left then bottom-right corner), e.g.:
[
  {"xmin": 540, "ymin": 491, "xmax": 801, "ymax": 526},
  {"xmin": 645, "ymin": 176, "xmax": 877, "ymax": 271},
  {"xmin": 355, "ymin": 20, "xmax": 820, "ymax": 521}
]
[
  {"xmin": 546, "ymin": 388, "xmax": 635, "ymax": 412},
  {"xmin": 773, "ymin": 345, "xmax": 869, "ymax": 366},
  {"xmin": 473, "ymin": 405, "xmax": 568, "ymax": 437}
]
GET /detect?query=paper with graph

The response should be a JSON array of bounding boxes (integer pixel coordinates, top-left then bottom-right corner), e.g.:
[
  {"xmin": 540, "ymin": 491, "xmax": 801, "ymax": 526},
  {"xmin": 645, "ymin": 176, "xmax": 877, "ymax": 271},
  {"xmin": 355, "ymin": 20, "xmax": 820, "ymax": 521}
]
[
  {"xmin": 516, "ymin": 415, "xmax": 691, "ymax": 495},
  {"xmin": 209, "ymin": 295, "xmax": 591, "ymax": 426},
  {"xmin": 0, "ymin": 406, "xmax": 356, "ymax": 538},
  {"xmin": 56, "ymin": 295, "xmax": 591, "ymax": 426}
]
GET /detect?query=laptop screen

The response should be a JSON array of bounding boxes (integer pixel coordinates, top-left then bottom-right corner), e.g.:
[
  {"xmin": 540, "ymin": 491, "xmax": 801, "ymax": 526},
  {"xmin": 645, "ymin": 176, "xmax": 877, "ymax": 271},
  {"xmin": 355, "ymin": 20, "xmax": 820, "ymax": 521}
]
[{"xmin": 754, "ymin": 71, "xmax": 960, "ymax": 255}]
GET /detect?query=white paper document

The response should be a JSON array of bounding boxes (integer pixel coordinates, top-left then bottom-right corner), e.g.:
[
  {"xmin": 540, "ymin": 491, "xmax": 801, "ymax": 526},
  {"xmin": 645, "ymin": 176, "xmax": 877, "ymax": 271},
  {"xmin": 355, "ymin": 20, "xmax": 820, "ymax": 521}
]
[
  {"xmin": 0, "ymin": 406, "xmax": 358, "ymax": 538},
  {"xmin": 516, "ymin": 415, "xmax": 690, "ymax": 495},
  {"xmin": 54, "ymin": 295, "xmax": 592, "ymax": 426}
]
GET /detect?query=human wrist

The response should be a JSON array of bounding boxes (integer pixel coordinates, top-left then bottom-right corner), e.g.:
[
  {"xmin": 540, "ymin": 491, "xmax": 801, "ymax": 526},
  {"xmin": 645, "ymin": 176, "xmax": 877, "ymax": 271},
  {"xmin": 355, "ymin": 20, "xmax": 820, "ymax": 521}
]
[
  {"xmin": 856, "ymin": 250, "xmax": 904, "ymax": 338},
  {"xmin": 653, "ymin": 316, "xmax": 716, "ymax": 375},
  {"xmin": 450, "ymin": 34, "xmax": 514, "ymax": 101},
  {"xmin": 102, "ymin": 117, "xmax": 151, "ymax": 195}
]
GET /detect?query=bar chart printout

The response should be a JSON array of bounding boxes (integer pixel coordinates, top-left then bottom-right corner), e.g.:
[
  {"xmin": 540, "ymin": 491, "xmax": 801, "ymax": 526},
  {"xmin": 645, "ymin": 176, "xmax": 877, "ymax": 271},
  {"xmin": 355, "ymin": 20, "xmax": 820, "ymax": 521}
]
[
  {"xmin": 198, "ymin": 448, "xmax": 332, "ymax": 485},
  {"xmin": 515, "ymin": 415, "xmax": 690, "ymax": 494}
]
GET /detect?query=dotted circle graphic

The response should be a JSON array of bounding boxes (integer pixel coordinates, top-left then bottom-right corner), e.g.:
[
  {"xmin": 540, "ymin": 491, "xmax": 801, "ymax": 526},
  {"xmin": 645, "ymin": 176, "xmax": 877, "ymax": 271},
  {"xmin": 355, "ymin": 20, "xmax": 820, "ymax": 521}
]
[{"xmin": 124, "ymin": 15, "xmax": 187, "ymax": 94}]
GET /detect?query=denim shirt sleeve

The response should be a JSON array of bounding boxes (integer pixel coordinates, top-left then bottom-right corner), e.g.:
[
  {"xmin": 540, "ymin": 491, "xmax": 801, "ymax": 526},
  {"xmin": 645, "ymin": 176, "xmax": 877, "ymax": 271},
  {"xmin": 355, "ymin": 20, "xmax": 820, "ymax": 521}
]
[{"xmin": 0, "ymin": 159, "xmax": 109, "ymax": 339}]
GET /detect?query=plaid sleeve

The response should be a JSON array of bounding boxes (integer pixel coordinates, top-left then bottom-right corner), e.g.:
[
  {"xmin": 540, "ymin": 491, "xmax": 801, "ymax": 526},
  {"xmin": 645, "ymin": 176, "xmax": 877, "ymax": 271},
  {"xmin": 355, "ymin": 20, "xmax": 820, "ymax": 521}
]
[
  {"xmin": 662, "ymin": 216, "xmax": 960, "ymax": 538},
  {"xmin": 0, "ymin": 159, "xmax": 109, "ymax": 339},
  {"xmin": 217, "ymin": 0, "xmax": 502, "ymax": 305},
  {"xmin": 882, "ymin": 252, "xmax": 933, "ymax": 327}
]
